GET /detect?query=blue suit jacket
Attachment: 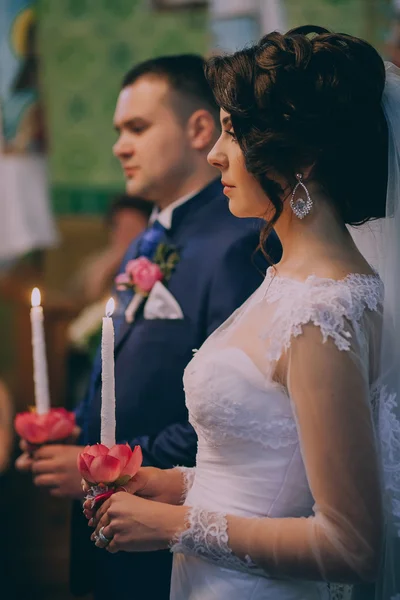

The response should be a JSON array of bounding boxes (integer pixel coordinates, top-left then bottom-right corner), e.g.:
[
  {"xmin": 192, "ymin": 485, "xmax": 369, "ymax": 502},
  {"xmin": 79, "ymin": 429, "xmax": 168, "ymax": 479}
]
[{"xmin": 70, "ymin": 180, "xmax": 281, "ymax": 599}]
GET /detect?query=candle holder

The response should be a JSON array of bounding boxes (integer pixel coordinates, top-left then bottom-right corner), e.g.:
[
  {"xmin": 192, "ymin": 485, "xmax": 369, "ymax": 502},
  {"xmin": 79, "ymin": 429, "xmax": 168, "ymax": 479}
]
[
  {"xmin": 78, "ymin": 443, "xmax": 143, "ymax": 511},
  {"xmin": 15, "ymin": 407, "xmax": 76, "ymax": 453}
]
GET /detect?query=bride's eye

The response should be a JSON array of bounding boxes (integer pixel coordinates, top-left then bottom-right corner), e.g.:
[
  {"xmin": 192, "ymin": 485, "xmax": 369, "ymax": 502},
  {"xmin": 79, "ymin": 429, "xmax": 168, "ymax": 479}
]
[{"xmin": 224, "ymin": 129, "xmax": 237, "ymax": 143}]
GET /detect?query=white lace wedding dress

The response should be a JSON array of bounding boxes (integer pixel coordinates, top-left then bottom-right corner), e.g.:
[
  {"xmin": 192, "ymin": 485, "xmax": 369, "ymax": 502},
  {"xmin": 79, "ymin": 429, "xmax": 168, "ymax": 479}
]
[{"xmin": 170, "ymin": 267, "xmax": 387, "ymax": 600}]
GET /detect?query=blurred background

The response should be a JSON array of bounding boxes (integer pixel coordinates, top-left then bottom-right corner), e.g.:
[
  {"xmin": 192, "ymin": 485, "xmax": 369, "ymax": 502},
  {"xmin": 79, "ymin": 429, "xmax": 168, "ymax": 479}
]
[{"xmin": 0, "ymin": 0, "xmax": 398, "ymax": 598}]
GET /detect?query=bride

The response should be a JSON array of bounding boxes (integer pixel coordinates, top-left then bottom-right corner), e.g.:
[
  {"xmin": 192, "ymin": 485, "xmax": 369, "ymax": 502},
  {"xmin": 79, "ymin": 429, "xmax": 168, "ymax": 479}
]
[{"xmin": 87, "ymin": 26, "xmax": 400, "ymax": 599}]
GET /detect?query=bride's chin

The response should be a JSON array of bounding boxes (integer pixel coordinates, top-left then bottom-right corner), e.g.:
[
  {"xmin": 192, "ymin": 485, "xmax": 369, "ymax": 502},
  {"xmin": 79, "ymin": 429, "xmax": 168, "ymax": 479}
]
[
  {"xmin": 227, "ymin": 197, "xmax": 258, "ymax": 219},
  {"xmin": 229, "ymin": 198, "xmax": 264, "ymax": 219}
]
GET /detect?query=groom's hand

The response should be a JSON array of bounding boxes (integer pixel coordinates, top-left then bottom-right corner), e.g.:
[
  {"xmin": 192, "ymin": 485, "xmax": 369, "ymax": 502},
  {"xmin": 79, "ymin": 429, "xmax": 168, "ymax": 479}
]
[
  {"xmin": 31, "ymin": 444, "xmax": 85, "ymax": 499},
  {"xmin": 15, "ymin": 446, "xmax": 33, "ymax": 472},
  {"xmin": 15, "ymin": 425, "xmax": 81, "ymax": 474}
]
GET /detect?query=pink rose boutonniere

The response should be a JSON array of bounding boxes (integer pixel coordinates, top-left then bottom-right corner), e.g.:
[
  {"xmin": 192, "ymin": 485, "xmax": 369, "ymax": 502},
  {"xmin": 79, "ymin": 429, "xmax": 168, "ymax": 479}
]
[{"xmin": 115, "ymin": 243, "xmax": 180, "ymax": 322}]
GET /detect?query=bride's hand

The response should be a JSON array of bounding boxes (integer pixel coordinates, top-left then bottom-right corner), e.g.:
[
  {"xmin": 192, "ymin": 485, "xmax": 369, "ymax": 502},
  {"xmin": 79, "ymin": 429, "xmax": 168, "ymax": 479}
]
[
  {"xmin": 83, "ymin": 467, "xmax": 184, "ymax": 520},
  {"xmin": 91, "ymin": 492, "xmax": 186, "ymax": 553},
  {"xmin": 122, "ymin": 467, "xmax": 182, "ymax": 503}
]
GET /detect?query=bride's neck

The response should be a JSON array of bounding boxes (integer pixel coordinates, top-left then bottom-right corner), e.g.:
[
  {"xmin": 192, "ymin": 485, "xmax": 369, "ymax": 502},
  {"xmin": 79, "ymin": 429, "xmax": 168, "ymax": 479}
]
[{"xmin": 273, "ymin": 182, "xmax": 363, "ymax": 278}]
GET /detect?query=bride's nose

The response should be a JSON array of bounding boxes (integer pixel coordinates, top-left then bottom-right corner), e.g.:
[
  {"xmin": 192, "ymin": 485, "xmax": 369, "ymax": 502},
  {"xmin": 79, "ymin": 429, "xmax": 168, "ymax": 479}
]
[{"xmin": 208, "ymin": 140, "xmax": 228, "ymax": 171}]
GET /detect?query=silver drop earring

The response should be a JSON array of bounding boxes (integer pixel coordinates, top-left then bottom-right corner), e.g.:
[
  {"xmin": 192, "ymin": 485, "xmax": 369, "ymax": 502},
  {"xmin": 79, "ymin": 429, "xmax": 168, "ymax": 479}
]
[{"xmin": 290, "ymin": 173, "xmax": 313, "ymax": 219}]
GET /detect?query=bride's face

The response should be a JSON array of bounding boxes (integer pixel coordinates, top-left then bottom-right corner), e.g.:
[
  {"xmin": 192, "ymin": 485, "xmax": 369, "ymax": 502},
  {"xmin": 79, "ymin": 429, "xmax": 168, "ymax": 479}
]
[{"xmin": 208, "ymin": 109, "xmax": 274, "ymax": 219}]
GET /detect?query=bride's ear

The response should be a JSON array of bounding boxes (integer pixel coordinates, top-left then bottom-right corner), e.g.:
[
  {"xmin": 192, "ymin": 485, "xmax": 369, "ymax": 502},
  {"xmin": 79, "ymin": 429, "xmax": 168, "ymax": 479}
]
[{"xmin": 301, "ymin": 163, "xmax": 316, "ymax": 182}]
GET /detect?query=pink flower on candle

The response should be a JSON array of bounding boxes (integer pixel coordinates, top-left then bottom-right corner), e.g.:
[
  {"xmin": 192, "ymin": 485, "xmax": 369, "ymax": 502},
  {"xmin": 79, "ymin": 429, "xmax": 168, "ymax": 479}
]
[
  {"xmin": 15, "ymin": 407, "xmax": 76, "ymax": 445},
  {"xmin": 78, "ymin": 443, "xmax": 143, "ymax": 485}
]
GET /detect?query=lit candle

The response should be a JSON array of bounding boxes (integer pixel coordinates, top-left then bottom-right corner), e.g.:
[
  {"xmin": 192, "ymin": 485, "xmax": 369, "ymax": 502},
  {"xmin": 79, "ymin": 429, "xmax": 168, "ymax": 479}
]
[
  {"xmin": 101, "ymin": 298, "xmax": 116, "ymax": 447},
  {"xmin": 30, "ymin": 288, "xmax": 50, "ymax": 415}
]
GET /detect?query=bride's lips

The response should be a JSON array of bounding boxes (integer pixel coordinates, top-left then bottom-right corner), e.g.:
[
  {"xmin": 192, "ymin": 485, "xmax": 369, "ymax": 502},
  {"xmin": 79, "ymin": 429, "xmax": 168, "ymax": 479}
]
[{"xmin": 221, "ymin": 180, "xmax": 235, "ymax": 195}]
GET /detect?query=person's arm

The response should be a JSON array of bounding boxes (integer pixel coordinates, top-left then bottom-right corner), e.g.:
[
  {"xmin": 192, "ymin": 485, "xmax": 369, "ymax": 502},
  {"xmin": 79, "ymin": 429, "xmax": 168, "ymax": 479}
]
[
  {"xmin": 172, "ymin": 322, "xmax": 383, "ymax": 583},
  {"xmin": 129, "ymin": 421, "xmax": 197, "ymax": 469},
  {"xmin": 0, "ymin": 381, "xmax": 13, "ymax": 474}
]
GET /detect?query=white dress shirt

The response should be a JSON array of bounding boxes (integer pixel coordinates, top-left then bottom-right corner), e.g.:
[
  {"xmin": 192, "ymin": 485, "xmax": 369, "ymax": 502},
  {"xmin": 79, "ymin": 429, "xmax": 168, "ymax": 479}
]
[{"xmin": 150, "ymin": 189, "xmax": 201, "ymax": 230}]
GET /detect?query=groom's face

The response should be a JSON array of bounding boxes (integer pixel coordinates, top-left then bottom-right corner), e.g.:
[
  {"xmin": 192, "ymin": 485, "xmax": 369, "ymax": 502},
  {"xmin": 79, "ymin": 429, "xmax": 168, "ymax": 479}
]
[{"xmin": 113, "ymin": 76, "xmax": 195, "ymax": 204}]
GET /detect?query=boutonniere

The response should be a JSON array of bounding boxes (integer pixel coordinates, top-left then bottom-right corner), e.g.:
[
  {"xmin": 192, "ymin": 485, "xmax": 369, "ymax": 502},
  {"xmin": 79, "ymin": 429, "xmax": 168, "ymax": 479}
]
[{"xmin": 115, "ymin": 243, "xmax": 180, "ymax": 323}]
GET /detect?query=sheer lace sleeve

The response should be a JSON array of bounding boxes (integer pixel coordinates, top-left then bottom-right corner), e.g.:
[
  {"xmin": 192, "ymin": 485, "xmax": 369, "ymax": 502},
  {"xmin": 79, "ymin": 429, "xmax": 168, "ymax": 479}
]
[
  {"xmin": 245, "ymin": 318, "xmax": 383, "ymax": 582},
  {"xmin": 171, "ymin": 278, "xmax": 384, "ymax": 583},
  {"xmin": 174, "ymin": 467, "xmax": 196, "ymax": 504}
]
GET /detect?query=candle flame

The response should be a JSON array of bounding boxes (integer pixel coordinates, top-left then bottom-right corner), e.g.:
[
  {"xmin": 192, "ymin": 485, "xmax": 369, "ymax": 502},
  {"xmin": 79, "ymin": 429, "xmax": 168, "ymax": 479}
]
[
  {"xmin": 31, "ymin": 287, "xmax": 41, "ymax": 307},
  {"xmin": 105, "ymin": 297, "xmax": 115, "ymax": 317}
]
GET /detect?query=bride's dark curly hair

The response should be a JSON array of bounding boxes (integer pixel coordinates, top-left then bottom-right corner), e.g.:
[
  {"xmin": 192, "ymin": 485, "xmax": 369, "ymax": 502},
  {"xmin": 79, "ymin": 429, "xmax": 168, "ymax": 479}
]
[{"xmin": 205, "ymin": 25, "xmax": 388, "ymax": 246}]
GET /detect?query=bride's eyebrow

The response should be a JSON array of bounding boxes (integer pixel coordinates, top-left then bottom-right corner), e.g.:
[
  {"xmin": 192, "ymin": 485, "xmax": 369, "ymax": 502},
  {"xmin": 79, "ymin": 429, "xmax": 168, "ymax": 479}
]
[{"xmin": 221, "ymin": 116, "xmax": 232, "ymax": 129}]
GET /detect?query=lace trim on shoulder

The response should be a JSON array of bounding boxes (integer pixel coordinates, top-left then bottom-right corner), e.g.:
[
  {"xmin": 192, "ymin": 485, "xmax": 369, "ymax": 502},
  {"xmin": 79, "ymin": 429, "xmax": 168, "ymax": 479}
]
[
  {"xmin": 264, "ymin": 272, "xmax": 383, "ymax": 361},
  {"xmin": 170, "ymin": 506, "xmax": 266, "ymax": 576}
]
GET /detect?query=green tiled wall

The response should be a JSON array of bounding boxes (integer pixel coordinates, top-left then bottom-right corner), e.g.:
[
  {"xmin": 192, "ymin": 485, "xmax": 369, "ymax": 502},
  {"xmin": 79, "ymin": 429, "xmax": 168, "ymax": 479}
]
[
  {"xmin": 38, "ymin": 0, "xmax": 208, "ymax": 214},
  {"xmin": 287, "ymin": 0, "xmax": 364, "ymax": 37},
  {"xmin": 286, "ymin": 0, "xmax": 390, "ymax": 47}
]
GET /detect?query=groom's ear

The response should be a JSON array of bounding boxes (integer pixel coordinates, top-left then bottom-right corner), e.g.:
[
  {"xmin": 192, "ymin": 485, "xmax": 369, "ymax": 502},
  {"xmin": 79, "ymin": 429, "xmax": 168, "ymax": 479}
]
[{"xmin": 186, "ymin": 109, "xmax": 217, "ymax": 151}]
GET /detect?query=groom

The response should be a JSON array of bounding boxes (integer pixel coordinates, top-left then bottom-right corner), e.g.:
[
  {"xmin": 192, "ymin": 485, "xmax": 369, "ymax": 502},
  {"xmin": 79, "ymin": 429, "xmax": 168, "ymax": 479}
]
[{"xmin": 17, "ymin": 54, "xmax": 280, "ymax": 599}]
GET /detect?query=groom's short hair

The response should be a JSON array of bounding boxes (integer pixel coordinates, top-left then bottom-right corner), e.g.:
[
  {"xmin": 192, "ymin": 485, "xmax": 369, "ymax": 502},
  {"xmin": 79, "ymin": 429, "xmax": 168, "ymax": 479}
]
[{"xmin": 121, "ymin": 54, "xmax": 219, "ymax": 124}]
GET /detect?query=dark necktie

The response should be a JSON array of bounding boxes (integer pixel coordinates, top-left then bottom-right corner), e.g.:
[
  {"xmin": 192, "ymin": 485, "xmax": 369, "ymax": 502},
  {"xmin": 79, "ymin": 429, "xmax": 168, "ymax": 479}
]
[{"xmin": 137, "ymin": 219, "xmax": 166, "ymax": 259}]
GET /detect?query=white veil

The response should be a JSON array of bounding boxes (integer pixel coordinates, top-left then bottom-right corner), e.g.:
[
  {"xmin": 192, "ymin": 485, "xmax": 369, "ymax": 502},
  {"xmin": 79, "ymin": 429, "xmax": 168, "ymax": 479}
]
[{"xmin": 350, "ymin": 62, "xmax": 400, "ymax": 599}]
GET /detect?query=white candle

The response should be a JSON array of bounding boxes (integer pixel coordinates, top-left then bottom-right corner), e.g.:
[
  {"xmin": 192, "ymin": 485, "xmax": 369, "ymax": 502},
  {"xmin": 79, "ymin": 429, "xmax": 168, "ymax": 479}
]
[
  {"xmin": 101, "ymin": 297, "xmax": 116, "ymax": 447},
  {"xmin": 30, "ymin": 288, "xmax": 50, "ymax": 415}
]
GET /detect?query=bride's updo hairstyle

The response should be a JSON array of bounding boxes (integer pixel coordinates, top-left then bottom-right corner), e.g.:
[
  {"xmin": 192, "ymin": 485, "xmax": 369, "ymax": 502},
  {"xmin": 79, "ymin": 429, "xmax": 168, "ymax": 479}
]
[{"xmin": 205, "ymin": 25, "xmax": 388, "ymax": 240}]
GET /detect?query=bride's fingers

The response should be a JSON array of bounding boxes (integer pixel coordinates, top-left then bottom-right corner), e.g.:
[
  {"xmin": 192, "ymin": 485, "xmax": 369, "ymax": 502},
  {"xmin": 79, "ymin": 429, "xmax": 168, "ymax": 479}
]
[
  {"xmin": 81, "ymin": 479, "xmax": 91, "ymax": 494},
  {"xmin": 83, "ymin": 498, "xmax": 93, "ymax": 510},
  {"xmin": 116, "ymin": 477, "xmax": 141, "ymax": 494},
  {"xmin": 92, "ymin": 512, "xmax": 111, "ymax": 544},
  {"xmin": 83, "ymin": 508, "xmax": 93, "ymax": 521},
  {"xmin": 90, "ymin": 496, "xmax": 112, "ymax": 528},
  {"xmin": 121, "ymin": 469, "xmax": 153, "ymax": 495}
]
